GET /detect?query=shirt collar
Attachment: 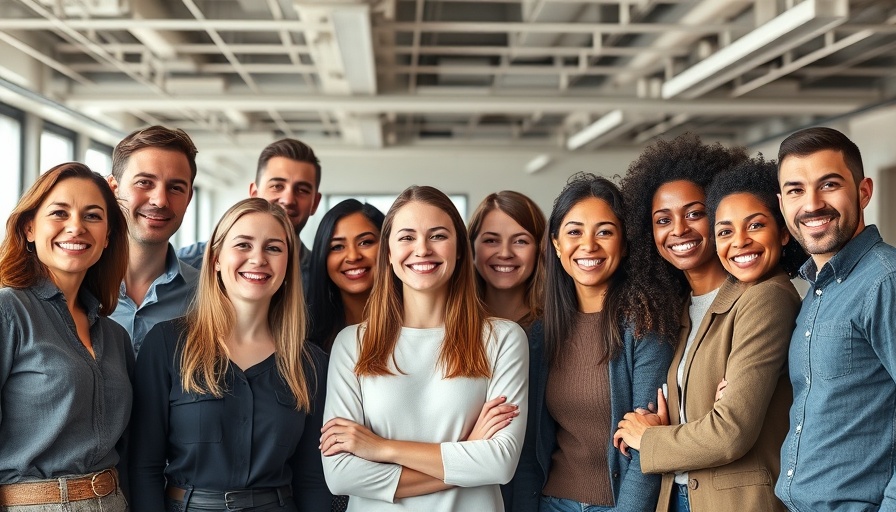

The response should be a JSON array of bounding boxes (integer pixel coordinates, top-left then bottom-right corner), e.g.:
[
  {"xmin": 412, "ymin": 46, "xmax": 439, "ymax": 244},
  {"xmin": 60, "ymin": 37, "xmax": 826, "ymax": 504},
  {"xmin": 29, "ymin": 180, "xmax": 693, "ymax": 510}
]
[
  {"xmin": 799, "ymin": 225, "xmax": 882, "ymax": 283},
  {"xmin": 33, "ymin": 277, "xmax": 101, "ymax": 323}
]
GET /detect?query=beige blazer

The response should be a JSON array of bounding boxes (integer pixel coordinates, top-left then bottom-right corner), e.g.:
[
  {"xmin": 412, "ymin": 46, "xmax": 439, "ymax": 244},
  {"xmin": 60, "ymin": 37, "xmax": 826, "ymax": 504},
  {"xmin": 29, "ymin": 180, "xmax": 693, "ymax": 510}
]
[{"xmin": 639, "ymin": 271, "xmax": 800, "ymax": 512}]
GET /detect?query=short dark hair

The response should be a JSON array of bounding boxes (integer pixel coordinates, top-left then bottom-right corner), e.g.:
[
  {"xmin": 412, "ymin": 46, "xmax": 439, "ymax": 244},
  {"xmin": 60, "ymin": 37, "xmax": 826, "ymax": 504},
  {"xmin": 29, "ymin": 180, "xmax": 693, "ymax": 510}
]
[
  {"xmin": 256, "ymin": 138, "xmax": 321, "ymax": 189},
  {"xmin": 112, "ymin": 125, "xmax": 198, "ymax": 183},
  {"xmin": 306, "ymin": 199, "xmax": 385, "ymax": 352},
  {"xmin": 777, "ymin": 126, "xmax": 863, "ymax": 185},
  {"xmin": 706, "ymin": 155, "xmax": 808, "ymax": 278}
]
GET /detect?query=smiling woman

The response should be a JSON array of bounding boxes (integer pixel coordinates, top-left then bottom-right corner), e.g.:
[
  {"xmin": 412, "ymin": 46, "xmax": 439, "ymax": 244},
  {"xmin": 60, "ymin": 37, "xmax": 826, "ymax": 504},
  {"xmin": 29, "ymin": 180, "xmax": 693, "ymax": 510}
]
[
  {"xmin": 321, "ymin": 185, "xmax": 529, "ymax": 512},
  {"xmin": 129, "ymin": 197, "xmax": 331, "ymax": 512},
  {"xmin": 0, "ymin": 162, "xmax": 132, "ymax": 511}
]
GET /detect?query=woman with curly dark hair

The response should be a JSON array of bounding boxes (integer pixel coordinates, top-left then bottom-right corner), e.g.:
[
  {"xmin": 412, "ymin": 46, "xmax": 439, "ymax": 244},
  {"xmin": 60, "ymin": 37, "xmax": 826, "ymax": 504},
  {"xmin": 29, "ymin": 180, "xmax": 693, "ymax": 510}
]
[
  {"xmin": 615, "ymin": 146, "xmax": 802, "ymax": 512},
  {"xmin": 510, "ymin": 173, "xmax": 673, "ymax": 512}
]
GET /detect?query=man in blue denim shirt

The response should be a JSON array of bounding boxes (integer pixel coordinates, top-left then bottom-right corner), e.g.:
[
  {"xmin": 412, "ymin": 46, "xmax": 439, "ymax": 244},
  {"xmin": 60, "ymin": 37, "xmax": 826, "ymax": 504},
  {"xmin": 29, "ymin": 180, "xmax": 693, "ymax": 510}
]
[
  {"xmin": 107, "ymin": 126, "xmax": 200, "ymax": 353},
  {"xmin": 775, "ymin": 127, "xmax": 896, "ymax": 511}
]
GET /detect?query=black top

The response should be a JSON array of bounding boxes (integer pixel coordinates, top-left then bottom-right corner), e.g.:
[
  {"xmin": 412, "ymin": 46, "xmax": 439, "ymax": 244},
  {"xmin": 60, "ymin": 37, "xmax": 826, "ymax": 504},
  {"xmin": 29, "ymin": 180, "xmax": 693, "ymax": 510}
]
[{"xmin": 128, "ymin": 318, "xmax": 330, "ymax": 512}]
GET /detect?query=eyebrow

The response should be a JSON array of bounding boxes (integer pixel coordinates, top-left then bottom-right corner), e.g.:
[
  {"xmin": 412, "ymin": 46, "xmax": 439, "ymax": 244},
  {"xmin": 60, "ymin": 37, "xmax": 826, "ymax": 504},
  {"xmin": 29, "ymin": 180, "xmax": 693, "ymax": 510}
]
[
  {"xmin": 652, "ymin": 200, "xmax": 704, "ymax": 216},
  {"xmin": 331, "ymin": 231, "xmax": 378, "ymax": 242},
  {"xmin": 48, "ymin": 202, "xmax": 105, "ymax": 212},
  {"xmin": 563, "ymin": 220, "xmax": 617, "ymax": 228},
  {"xmin": 132, "ymin": 172, "xmax": 189, "ymax": 187},
  {"xmin": 481, "ymin": 230, "xmax": 531, "ymax": 238},
  {"xmin": 266, "ymin": 176, "xmax": 312, "ymax": 187},
  {"xmin": 715, "ymin": 212, "xmax": 767, "ymax": 226},
  {"xmin": 397, "ymin": 226, "xmax": 450, "ymax": 234}
]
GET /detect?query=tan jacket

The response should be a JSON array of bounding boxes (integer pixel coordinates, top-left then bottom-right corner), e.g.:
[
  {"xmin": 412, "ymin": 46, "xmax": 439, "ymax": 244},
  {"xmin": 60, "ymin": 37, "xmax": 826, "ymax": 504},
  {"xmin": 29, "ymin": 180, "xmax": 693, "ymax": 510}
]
[{"xmin": 640, "ymin": 271, "xmax": 800, "ymax": 512}]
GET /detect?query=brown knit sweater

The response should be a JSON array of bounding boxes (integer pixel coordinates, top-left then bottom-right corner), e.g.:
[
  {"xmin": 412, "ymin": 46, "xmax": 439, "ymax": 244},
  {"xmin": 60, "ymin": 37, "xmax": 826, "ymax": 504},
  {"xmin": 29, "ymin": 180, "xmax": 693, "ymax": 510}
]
[{"xmin": 542, "ymin": 311, "xmax": 614, "ymax": 506}]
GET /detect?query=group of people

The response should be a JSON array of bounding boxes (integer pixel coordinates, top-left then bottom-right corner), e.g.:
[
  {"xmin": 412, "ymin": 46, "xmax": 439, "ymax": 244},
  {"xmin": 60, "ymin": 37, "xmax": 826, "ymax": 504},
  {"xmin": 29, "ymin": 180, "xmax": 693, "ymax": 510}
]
[{"xmin": 0, "ymin": 124, "xmax": 893, "ymax": 512}]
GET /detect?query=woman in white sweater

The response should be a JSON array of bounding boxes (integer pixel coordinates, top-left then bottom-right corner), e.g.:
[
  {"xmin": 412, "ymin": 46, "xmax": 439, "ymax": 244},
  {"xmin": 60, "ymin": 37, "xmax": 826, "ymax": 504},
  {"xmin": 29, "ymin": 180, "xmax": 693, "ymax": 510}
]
[{"xmin": 320, "ymin": 185, "xmax": 529, "ymax": 511}]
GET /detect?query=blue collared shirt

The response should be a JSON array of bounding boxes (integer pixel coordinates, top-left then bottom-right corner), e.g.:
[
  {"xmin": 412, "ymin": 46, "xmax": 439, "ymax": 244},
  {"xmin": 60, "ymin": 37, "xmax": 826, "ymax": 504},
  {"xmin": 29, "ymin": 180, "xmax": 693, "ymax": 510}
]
[
  {"xmin": 776, "ymin": 225, "xmax": 896, "ymax": 511},
  {"xmin": 109, "ymin": 244, "xmax": 199, "ymax": 353}
]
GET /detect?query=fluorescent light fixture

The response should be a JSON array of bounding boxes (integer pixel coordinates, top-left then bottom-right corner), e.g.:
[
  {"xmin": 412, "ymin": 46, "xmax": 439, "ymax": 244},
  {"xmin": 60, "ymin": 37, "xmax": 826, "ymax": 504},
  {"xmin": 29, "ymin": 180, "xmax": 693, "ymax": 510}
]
[
  {"xmin": 662, "ymin": 0, "xmax": 848, "ymax": 99},
  {"xmin": 525, "ymin": 154, "xmax": 552, "ymax": 174},
  {"xmin": 566, "ymin": 109, "xmax": 625, "ymax": 150}
]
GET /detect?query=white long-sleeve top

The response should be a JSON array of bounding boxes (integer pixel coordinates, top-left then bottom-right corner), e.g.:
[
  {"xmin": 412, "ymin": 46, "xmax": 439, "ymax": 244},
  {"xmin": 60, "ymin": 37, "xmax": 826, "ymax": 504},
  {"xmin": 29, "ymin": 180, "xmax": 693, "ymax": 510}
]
[{"xmin": 321, "ymin": 319, "xmax": 529, "ymax": 511}]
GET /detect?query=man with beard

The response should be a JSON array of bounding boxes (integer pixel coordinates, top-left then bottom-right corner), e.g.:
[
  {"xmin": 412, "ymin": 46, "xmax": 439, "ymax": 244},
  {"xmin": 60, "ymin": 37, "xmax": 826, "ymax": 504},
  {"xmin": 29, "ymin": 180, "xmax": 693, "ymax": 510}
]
[
  {"xmin": 774, "ymin": 126, "xmax": 896, "ymax": 511},
  {"xmin": 107, "ymin": 126, "xmax": 200, "ymax": 353},
  {"xmin": 178, "ymin": 138, "xmax": 321, "ymax": 290}
]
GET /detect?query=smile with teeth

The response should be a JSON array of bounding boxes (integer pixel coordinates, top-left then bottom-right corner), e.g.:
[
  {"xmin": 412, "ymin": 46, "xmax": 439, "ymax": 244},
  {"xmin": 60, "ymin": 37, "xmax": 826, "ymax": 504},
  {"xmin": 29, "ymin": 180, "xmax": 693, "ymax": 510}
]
[
  {"xmin": 57, "ymin": 242, "xmax": 88, "ymax": 251},
  {"xmin": 576, "ymin": 258, "xmax": 604, "ymax": 268},
  {"xmin": 731, "ymin": 253, "xmax": 759, "ymax": 264},
  {"xmin": 491, "ymin": 265, "xmax": 518, "ymax": 273},
  {"xmin": 343, "ymin": 268, "xmax": 369, "ymax": 277},
  {"xmin": 801, "ymin": 217, "xmax": 832, "ymax": 228},
  {"xmin": 670, "ymin": 241, "xmax": 699, "ymax": 253},
  {"xmin": 408, "ymin": 262, "xmax": 438, "ymax": 272},
  {"xmin": 239, "ymin": 271, "xmax": 271, "ymax": 282}
]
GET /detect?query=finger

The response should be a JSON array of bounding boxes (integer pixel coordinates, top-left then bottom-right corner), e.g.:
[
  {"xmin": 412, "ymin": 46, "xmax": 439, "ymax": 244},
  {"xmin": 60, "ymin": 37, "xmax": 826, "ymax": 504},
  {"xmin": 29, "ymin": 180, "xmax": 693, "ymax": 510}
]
[
  {"xmin": 480, "ymin": 396, "xmax": 507, "ymax": 414},
  {"xmin": 484, "ymin": 418, "xmax": 513, "ymax": 439},
  {"xmin": 656, "ymin": 388, "xmax": 668, "ymax": 420},
  {"xmin": 619, "ymin": 439, "xmax": 630, "ymax": 457}
]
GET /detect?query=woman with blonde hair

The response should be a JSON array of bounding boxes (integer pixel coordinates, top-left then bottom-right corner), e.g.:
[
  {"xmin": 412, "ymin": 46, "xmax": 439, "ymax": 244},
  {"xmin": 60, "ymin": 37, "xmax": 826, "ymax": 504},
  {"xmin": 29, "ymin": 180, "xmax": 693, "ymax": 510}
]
[
  {"xmin": 0, "ymin": 162, "xmax": 131, "ymax": 511},
  {"xmin": 130, "ymin": 197, "xmax": 330, "ymax": 511},
  {"xmin": 320, "ymin": 185, "xmax": 529, "ymax": 511},
  {"xmin": 468, "ymin": 190, "xmax": 546, "ymax": 328}
]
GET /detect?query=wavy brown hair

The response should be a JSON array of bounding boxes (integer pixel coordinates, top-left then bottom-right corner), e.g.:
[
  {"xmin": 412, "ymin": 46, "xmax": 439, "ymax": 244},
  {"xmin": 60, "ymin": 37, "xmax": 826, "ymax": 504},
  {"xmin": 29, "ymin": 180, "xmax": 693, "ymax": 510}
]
[
  {"xmin": 0, "ymin": 162, "xmax": 128, "ymax": 315},
  {"xmin": 468, "ymin": 190, "xmax": 546, "ymax": 328},
  {"xmin": 356, "ymin": 186, "xmax": 491, "ymax": 379},
  {"xmin": 619, "ymin": 133, "xmax": 749, "ymax": 342},
  {"xmin": 180, "ymin": 198, "xmax": 313, "ymax": 411}
]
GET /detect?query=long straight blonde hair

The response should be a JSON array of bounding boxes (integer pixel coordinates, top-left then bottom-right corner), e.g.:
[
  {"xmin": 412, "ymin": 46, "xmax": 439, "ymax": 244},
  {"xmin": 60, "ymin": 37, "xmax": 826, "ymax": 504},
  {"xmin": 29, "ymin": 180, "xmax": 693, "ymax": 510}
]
[
  {"xmin": 180, "ymin": 198, "xmax": 313, "ymax": 411},
  {"xmin": 356, "ymin": 186, "xmax": 491, "ymax": 379}
]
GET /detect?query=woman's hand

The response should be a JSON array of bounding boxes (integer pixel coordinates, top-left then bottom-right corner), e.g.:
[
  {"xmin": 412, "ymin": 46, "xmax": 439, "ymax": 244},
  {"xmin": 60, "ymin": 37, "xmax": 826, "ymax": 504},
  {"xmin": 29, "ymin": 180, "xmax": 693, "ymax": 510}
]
[
  {"xmin": 466, "ymin": 395, "xmax": 519, "ymax": 441},
  {"xmin": 715, "ymin": 377, "xmax": 728, "ymax": 402},
  {"xmin": 321, "ymin": 417, "xmax": 390, "ymax": 461},
  {"xmin": 613, "ymin": 388, "xmax": 670, "ymax": 455}
]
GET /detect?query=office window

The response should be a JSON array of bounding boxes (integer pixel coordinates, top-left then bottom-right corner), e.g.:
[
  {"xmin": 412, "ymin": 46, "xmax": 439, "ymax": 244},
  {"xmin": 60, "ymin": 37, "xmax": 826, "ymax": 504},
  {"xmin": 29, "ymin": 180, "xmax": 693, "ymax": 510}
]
[
  {"xmin": 40, "ymin": 124, "xmax": 76, "ymax": 173},
  {"xmin": 0, "ymin": 106, "xmax": 23, "ymax": 238},
  {"xmin": 85, "ymin": 141, "xmax": 113, "ymax": 176}
]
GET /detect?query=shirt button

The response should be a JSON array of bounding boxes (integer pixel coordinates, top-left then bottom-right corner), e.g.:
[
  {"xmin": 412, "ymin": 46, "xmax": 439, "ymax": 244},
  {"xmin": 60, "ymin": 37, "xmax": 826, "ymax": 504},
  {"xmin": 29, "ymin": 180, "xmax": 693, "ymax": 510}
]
[
  {"xmin": 688, "ymin": 479, "xmax": 698, "ymax": 490},
  {"xmin": 795, "ymin": 424, "xmax": 802, "ymax": 434},
  {"xmin": 837, "ymin": 278, "xmax": 842, "ymax": 283},
  {"xmin": 805, "ymin": 330, "xmax": 811, "ymax": 337},
  {"xmin": 787, "ymin": 469, "xmax": 794, "ymax": 478},
  {"xmin": 805, "ymin": 376, "xmax": 810, "ymax": 385},
  {"xmin": 815, "ymin": 289, "xmax": 823, "ymax": 296}
]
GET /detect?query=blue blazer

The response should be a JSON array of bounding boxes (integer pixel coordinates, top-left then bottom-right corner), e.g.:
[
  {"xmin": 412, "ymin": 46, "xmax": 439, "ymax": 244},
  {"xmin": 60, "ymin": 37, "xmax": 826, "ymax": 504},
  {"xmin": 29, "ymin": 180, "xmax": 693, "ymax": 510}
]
[{"xmin": 505, "ymin": 320, "xmax": 673, "ymax": 512}]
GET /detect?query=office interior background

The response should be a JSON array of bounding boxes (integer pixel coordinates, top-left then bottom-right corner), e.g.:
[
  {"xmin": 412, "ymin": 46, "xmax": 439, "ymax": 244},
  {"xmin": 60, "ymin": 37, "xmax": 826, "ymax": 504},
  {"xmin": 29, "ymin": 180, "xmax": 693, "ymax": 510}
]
[{"xmin": 0, "ymin": 0, "xmax": 894, "ymax": 250}]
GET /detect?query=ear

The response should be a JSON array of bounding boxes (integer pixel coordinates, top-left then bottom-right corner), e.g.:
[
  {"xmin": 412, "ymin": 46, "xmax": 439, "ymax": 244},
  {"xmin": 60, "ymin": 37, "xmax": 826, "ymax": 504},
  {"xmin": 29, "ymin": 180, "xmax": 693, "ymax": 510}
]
[
  {"xmin": 780, "ymin": 228, "xmax": 790, "ymax": 246},
  {"xmin": 249, "ymin": 182, "xmax": 259, "ymax": 198},
  {"xmin": 214, "ymin": 260, "xmax": 221, "ymax": 271},
  {"xmin": 24, "ymin": 221, "xmax": 34, "ymax": 243},
  {"xmin": 552, "ymin": 237, "xmax": 561, "ymax": 258},
  {"xmin": 858, "ymin": 177, "xmax": 873, "ymax": 210},
  {"xmin": 310, "ymin": 191, "xmax": 322, "ymax": 215},
  {"xmin": 106, "ymin": 174, "xmax": 119, "ymax": 194}
]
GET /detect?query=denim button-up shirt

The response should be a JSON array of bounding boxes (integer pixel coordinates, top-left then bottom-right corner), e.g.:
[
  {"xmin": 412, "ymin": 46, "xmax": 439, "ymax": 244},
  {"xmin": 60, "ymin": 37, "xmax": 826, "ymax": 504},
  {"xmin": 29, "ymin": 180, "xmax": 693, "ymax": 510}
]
[
  {"xmin": 109, "ymin": 244, "xmax": 198, "ymax": 353},
  {"xmin": 775, "ymin": 225, "xmax": 896, "ymax": 511},
  {"xmin": 0, "ymin": 279, "xmax": 135, "ymax": 483}
]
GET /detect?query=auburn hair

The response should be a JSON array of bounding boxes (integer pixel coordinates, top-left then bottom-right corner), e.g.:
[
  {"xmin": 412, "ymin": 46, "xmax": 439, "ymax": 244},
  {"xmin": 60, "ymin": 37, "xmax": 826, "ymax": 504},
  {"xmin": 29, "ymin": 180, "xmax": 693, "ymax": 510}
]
[
  {"xmin": 468, "ymin": 190, "xmax": 546, "ymax": 327},
  {"xmin": 180, "ymin": 198, "xmax": 314, "ymax": 411},
  {"xmin": 0, "ymin": 162, "xmax": 128, "ymax": 315},
  {"xmin": 356, "ymin": 186, "xmax": 491, "ymax": 379}
]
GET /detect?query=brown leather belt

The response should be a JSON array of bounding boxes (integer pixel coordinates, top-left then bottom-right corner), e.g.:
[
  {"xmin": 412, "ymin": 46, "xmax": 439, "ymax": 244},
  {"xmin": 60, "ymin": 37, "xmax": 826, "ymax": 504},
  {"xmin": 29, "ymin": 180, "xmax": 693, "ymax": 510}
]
[{"xmin": 0, "ymin": 469, "xmax": 118, "ymax": 506}]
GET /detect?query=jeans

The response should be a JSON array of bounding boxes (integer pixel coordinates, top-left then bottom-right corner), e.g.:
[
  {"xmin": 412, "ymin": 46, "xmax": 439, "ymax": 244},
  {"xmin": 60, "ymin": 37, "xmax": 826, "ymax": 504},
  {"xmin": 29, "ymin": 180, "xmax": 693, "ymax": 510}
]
[
  {"xmin": 671, "ymin": 484, "xmax": 690, "ymax": 512},
  {"xmin": 539, "ymin": 495, "xmax": 614, "ymax": 512},
  {"xmin": 1, "ymin": 489, "xmax": 127, "ymax": 512}
]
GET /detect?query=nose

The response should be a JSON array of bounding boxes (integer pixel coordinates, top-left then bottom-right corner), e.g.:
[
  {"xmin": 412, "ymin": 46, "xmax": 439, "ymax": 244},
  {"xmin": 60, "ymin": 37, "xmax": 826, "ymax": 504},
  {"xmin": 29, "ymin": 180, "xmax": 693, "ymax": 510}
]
[
  {"xmin": 803, "ymin": 188, "xmax": 826, "ymax": 213},
  {"xmin": 581, "ymin": 235, "xmax": 598, "ymax": 252},
  {"xmin": 346, "ymin": 244, "xmax": 362, "ymax": 262},
  {"xmin": 149, "ymin": 187, "xmax": 169, "ymax": 209},
  {"xmin": 278, "ymin": 189, "xmax": 296, "ymax": 207},
  {"xmin": 66, "ymin": 216, "xmax": 85, "ymax": 235},
  {"xmin": 414, "ymin": 237, "xmax": 431, "ymax": 257},
  {"xmin": 497, "ymin": 240, "xmax": 514, "ymax": 259},
  {"xmin": 731, "ymin": 229, "xmax": 751, "ymax": 249},
  {"xmin": 248, "ymin": 247, "xmax": 268, "ymax": 266},
  {"xmin": 671, "ymin": 216, "xmax": 690, "ymax": 237}
]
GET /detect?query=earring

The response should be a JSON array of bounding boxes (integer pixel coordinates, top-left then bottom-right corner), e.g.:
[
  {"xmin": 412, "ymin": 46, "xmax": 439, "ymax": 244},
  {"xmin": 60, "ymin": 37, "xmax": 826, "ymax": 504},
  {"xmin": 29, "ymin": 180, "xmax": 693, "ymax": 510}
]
[{"xmin": 25, "ymin": 241, "xmax": 35, "ymax": 253}]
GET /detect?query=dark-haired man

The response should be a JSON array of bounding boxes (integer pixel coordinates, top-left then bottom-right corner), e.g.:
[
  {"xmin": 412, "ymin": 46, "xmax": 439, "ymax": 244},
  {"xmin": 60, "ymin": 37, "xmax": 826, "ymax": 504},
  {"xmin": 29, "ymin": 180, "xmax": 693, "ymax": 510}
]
[
  {"xmin": 107, "ymin": 125, "xmax": 200, "ymax": 353},
  {"xmin": 775, "ymin": 126, "xmax": 896, "ymax": 511},
  {"xmin": 178, "ymin": 138, "xmax": 321, "ymax": 285}
]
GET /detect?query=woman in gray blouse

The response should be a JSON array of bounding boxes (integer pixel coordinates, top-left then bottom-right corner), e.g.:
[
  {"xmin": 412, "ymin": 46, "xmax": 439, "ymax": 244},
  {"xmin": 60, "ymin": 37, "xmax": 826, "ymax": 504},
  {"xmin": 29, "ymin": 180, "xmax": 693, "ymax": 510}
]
[{"xmin": 0, "ymin": 162, "xmax": 132, "ymax": 511}]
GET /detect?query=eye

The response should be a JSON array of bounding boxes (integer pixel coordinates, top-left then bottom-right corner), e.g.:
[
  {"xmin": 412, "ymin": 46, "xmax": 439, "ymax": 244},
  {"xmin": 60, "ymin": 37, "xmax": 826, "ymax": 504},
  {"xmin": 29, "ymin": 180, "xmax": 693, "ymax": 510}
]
[
  {"xmin": 266, "ymin": 244, "xmax": 283, "ymax": 253},
  {"xmin": 512, "ymin": 238, "xmax": 530, "ymax": 245},
  {"xmin": 397, "ymin": 235, "xmax": 413, "ymax": 242},
  {"xmin": 566, "ymin": 229, "xmax": 582, "ymax": 236},
  {"xmin": 329, "ymin": 243, "xmax": 346, "ymax": 252},
  {"xmin": 784, "ymin": 187, "xmax": 803, "ymax": 196},
  {"xmin": 686, "ymin": 210, "xmax": 706, "ymax": 220},
  {"xmin": 597, "ymin": 229, "xmax": 614, "ymax": 237},
  {"xmin": 820, "ymin": 181, "xmax": 840, "ymax": 191},
  {"xmin": 358, "ymin": 238, "xmax": 377, "ymax": 247},
  {"xmin": 654, "ymin": 217, "xmax": 670, "ymax": 226},
  {"xmin": 135, "ymin": 179, "xmax": 152, "ymax": 188},
  {"xmin": 49, "ymin": 209, "xmax": 68, "ymax": 218},
  {"xmin": 235, "ymin": 242, "xmax": 251, "ymax": 250},
  {"xmin": 481, "ymin": 237, "xmax": 498, "ymax": 244},
  {"xmin": 748, "ymin": 221, "xmax": 765, "ymax": 230},
  {"xmin": 84, "ymin": 212, "xmax": 104, "ymax": 221},
  {"xmin": 430, "ymin": 233, "xmax": 448, "ymax": 240},
  {"xmin": 716, "ymin": 228, "xmax": 732, "ymax": 238},
  {"xmin": 170, "ymin": 184, "xmax": 187, "ymax": 194},
  {"xmin": 270, "ymin": 183, "xmax": 284, "ymax": 191}
]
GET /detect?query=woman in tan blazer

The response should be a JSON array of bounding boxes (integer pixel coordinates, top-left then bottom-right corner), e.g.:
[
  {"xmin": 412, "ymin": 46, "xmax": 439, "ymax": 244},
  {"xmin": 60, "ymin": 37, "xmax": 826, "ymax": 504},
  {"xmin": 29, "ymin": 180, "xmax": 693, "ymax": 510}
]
[{"xmin": 618, "ymin": 147, "xmax": 805, "ymax": 512}]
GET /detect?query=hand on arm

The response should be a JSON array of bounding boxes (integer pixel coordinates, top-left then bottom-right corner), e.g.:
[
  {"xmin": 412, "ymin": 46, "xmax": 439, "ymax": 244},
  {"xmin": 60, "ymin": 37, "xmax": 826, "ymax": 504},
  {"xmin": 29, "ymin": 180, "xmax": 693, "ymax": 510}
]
[{"xmin": 614, "ymin": 387, "xmax": 669, "ymax": 454}]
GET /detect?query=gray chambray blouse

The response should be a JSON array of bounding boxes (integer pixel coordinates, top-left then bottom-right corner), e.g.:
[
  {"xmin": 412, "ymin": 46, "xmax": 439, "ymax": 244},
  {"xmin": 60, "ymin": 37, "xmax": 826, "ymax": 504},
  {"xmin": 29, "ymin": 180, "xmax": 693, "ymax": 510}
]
[{"xmin": 0, "ymin": 278, "xmax": 134, "ymax": 484}]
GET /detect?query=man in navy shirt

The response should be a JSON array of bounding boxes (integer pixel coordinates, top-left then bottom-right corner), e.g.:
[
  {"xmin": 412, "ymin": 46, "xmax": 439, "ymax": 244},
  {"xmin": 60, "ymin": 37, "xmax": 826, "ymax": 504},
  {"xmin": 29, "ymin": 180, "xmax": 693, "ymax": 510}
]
[
  {"xmin": 775, "ymin": 126, "xmax": 896, "ymax": 511},
  {"xmin": 107, "ymin": 126, "xmax": 199, "ymax": 353}
]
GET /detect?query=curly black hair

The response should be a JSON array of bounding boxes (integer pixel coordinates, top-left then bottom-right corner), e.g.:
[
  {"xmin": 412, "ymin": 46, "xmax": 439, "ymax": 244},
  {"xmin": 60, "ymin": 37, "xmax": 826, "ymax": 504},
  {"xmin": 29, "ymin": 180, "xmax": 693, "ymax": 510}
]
[
  {"xmin": 619, "ymin": 133, "xmax": 749, "ymax": 343},
  {"xmin": 706, "ymin": 155, "xmax": 808, "ymax": 278}
]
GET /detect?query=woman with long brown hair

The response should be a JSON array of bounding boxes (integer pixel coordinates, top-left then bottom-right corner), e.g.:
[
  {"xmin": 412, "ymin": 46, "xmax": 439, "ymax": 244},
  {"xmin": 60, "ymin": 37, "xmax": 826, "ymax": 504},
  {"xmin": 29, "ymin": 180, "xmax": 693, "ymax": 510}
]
[
  {"xmin": 129, "ymin": 198, "xmax": 330, "ymax": 511},
  {"xmin": 320, "ymin": 186, "xmax": 529, "ymax": 511},
  {"xmin": 468, "ymin": 190, "xmax": 545, "ymax": 328},
  {"xmin": 0, "ymin": 163, "xmax": 131, "ymax": 511}
]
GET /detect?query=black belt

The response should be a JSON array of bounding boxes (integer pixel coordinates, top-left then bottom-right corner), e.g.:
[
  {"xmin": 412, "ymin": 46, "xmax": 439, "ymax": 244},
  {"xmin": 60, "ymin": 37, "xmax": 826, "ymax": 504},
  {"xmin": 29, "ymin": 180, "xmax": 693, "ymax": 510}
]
[{"xmin": 166, "ymin": 485, "xmax": 291, "ymax": 511}]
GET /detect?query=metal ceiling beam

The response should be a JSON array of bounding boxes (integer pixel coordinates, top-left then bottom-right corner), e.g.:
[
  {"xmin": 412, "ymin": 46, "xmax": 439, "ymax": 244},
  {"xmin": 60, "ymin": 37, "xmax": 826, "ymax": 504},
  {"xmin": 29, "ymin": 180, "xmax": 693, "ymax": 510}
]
[{"xmin": 64, "ymin": 93, "xmax": 860, "ymax": 116}]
